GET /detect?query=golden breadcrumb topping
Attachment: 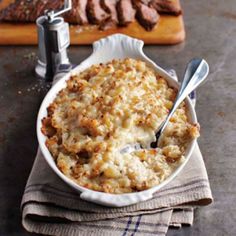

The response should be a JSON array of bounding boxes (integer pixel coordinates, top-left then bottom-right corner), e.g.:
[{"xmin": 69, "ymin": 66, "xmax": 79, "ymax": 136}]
[{"xmin": 42, "ymin": 58, "xmax": 199, "ymax": 193}]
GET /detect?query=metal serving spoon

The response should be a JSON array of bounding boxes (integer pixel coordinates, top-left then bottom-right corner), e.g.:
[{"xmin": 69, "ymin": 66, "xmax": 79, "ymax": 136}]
[{"xmin": 120, "ymin": 58, "xmax": 209, "ymax": 154}]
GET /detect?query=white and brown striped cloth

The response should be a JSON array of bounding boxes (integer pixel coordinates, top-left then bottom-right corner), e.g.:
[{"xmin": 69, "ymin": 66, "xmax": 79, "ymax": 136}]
[
  {"xmin": 21, "ymin": 70, "xmax": 212, "ymax": 235},
  {"xmin": 21, "ymin": 144, "xmax": 212, "ymax": 236}
]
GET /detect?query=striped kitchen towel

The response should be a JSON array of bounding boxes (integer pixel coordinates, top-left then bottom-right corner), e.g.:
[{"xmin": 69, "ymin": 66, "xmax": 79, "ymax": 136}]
[{"xmin": 21, "ymin": 143, "xmax": 212, "ymax": 236}]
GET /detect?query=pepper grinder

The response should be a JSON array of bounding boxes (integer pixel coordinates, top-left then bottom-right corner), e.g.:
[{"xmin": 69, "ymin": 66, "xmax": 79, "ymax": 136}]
[{"xmin": 35, "ymin": 0, "xmax": 72, "ymax": 81}]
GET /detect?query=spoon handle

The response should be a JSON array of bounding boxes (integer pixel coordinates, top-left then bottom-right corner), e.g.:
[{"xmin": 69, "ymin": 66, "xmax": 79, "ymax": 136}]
[{"xmin": 153, "ymin": 58, "xmax": 209, "ymax": 146}]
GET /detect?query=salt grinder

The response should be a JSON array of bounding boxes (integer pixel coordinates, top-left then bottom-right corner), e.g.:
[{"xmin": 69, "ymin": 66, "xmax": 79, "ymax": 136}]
[{"xmin": 35, "ymin": 0, "xmax": 72, "ymax": 81}]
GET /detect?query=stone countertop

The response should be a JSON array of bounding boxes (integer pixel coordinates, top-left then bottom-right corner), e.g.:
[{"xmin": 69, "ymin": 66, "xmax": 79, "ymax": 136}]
[{"xmin": 0, "ymin": 0, "xmax": 236, "ymax": 235}]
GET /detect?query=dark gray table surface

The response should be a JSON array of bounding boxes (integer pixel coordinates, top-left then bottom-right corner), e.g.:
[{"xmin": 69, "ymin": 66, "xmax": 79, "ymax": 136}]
[{"xmin": 0, "ymin": 0, "xmax": 236, "ymax": 235}]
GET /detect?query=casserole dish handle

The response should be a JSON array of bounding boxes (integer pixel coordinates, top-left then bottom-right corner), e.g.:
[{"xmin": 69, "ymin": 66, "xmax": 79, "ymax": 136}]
[
  {"xmin": 78, "ymin": 34, "xmax": 146, "ymax": 70},
  {"xmin": 80, "ymin": 190, "xmax": 154, "ymax": 207}
]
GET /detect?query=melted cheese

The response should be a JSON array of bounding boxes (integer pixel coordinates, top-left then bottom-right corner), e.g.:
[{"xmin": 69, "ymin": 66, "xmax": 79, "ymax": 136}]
[{"xmin": 42, "ymin": 58, "xmax": 199, "ymax": 194}]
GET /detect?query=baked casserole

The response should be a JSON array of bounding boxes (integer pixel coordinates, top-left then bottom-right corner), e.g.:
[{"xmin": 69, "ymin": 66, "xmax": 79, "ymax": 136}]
[{"xmin": 42, "ymin": 58, "xmax": 199, "ymax": 194}]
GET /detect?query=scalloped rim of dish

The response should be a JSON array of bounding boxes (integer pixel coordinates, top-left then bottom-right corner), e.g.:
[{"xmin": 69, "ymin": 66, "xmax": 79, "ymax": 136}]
[{"xmin": 37, "ymin": 34, "xmax": 197, "ymax": 207}]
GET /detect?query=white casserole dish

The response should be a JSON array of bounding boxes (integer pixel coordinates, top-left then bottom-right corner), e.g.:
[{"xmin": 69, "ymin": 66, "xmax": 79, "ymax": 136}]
[{"xmin": 37, "ymin": 34, "xmax": 197, "ymax": 207}]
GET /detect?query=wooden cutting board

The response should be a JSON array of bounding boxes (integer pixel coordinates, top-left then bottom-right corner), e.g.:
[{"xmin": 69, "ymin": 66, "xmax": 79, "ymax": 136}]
[{"xmin": 0, "ymin": 0, "xmax": 185, "ymax": 45}]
